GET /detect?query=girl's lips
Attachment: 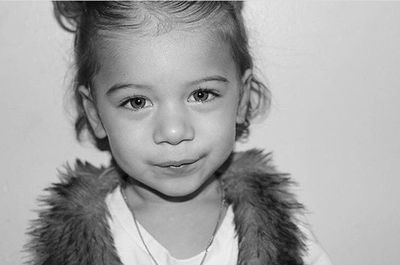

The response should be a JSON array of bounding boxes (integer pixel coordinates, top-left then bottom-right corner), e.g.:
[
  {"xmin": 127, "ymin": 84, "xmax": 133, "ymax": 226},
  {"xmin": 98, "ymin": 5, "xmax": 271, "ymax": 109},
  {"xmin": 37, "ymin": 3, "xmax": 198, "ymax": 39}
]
[
  {"xmin": 157, "ymin": 158, "xmax": 199, "ymax": 168},
  {"xmin": 155, "ymin": 158, "xmax": 201, "ymax": 176}
]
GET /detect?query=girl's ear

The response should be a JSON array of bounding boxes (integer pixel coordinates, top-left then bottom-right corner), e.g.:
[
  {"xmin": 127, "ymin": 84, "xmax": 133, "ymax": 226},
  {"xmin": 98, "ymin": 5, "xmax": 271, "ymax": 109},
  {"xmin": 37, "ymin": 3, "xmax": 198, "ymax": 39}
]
[
  {"xmin": 237, "ymin": 69, "xmax": 252, "ymax": 124},
  {"xmin": 78, "ymin": 86, "xmax": 107, "ymax": 139}
]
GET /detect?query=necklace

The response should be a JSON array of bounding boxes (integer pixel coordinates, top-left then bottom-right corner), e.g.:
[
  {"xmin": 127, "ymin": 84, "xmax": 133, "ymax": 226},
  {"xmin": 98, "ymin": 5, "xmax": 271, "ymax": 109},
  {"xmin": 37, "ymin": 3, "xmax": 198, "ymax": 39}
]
[{"xmin": 120, "ymin": 183, "xmax": 225, "ymax": 265}]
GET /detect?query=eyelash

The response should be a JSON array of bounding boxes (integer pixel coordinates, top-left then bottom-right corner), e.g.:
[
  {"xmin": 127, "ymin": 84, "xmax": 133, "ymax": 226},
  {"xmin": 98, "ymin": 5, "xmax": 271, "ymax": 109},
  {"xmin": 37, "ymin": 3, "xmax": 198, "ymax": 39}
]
[{"xmin": 119, "ymin": 88, "xmax": 221, "ymax": 111}]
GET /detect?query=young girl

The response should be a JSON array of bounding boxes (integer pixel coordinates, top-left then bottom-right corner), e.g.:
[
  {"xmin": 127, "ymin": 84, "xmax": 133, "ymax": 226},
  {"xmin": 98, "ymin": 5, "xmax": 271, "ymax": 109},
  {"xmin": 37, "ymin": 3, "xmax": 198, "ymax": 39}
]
[{"xmin": 26, "ymin": 2, "xmax": 332, "ymax": 265}]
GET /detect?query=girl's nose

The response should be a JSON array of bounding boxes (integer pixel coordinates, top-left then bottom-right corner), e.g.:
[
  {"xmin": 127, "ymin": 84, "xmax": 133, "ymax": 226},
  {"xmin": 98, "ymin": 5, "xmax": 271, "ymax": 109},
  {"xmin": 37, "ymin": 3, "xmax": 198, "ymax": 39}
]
[{"xmin": 153, "ymin": 108, "xmax": 195, "ymax": 145}]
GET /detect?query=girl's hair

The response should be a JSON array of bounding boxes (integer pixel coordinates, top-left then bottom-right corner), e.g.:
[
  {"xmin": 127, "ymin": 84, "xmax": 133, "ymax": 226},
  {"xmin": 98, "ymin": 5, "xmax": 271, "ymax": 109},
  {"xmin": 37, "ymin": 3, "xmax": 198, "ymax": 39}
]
[{"xmin": 53, "ymin": 1, "xmax": 270, "ymax": 151}]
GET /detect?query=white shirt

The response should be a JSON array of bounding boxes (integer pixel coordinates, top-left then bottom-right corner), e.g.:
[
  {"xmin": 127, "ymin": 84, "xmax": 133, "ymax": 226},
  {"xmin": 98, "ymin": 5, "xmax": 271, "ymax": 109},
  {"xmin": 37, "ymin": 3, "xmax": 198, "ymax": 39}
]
[{"xmin": 105, "ymin": 186, "xmax": 332, "ymax": 265}]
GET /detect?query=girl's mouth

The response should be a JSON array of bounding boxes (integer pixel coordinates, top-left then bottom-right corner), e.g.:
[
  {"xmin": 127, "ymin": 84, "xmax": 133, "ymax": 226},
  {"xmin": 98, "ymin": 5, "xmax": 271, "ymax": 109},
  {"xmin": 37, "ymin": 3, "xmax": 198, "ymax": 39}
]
[
  {"xmin": 155, "ymin": 158, "xmax": 201, "ymax": 176},
  {"xmin": 169, "ymin": 164, "xmax": 184, "ymax": 169},
  {"xmin": 157, "ymin": 159, "xmax": 198, "ymax": 168}
]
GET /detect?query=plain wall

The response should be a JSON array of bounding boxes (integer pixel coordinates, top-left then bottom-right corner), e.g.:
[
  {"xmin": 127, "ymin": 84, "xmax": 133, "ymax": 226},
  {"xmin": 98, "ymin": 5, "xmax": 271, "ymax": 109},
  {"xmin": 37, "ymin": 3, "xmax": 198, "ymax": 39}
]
[{"xmin": 1, "ymin": 1, "xmax": 399, "ymax": 265}]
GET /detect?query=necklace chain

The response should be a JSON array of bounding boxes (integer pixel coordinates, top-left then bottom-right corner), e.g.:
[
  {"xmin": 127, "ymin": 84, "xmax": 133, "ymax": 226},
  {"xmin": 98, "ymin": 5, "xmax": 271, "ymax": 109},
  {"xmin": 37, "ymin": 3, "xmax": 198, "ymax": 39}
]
[{"xmin": 120, "ymin": 184, "xmax": 225, "ymax": 265}]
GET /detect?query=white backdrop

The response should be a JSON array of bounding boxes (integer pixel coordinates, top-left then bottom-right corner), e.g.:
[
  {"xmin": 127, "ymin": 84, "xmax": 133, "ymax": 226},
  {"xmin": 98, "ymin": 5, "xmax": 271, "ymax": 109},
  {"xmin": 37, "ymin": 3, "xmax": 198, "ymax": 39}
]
[{"xmin": 1, "ymin": 1, "xmax": 399, "ymax": 265}]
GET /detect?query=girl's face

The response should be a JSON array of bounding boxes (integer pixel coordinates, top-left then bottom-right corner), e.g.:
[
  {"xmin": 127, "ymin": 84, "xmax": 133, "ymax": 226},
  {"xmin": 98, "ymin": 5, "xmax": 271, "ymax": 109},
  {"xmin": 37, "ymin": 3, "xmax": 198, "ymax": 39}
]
[{"xmin": 82, "ymin": 29, "xmax": 250, "ymax": 198}]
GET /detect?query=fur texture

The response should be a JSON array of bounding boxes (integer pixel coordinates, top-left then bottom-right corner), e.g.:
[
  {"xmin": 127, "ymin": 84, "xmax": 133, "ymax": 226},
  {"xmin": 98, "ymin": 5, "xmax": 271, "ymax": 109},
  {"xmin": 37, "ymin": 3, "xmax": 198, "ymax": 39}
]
[{"xmin": 25, "ymin": 149, "xmax": 305, "ymax": 265}]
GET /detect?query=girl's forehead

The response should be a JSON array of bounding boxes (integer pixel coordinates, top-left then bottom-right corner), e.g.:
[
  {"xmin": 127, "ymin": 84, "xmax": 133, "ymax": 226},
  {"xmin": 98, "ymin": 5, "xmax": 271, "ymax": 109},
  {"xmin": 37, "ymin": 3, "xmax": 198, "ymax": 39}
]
[
  {"xmin": 94, "ymin": 29, "xmax": 238, "ymax": 87},
  {"xmin": 99, "ymin": 27, "xmax": 228, "ymax": 59}
]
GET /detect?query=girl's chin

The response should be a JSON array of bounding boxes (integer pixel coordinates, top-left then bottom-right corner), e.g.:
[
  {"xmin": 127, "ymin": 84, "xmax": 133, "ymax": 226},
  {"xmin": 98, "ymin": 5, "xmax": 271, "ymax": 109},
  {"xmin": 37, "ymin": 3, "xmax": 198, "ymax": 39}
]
[
  {"xmin": 154, "ymin": 183, "xmax": 209, "ymax": 201},
  {"xmin": 143, "ymin": 176, "xmax": 219, "ymax": 202}
]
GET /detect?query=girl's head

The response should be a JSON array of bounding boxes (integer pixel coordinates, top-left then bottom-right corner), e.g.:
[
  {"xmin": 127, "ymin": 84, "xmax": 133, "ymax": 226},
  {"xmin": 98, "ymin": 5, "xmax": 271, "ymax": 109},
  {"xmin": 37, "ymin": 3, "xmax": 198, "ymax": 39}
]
[
  {"xmin": 54, "ymin": 1, "xmax": 270, "ymax": 196},
  {"xmin": 55, "ymin": 1, "xmax": 269, "ymax": 148}
]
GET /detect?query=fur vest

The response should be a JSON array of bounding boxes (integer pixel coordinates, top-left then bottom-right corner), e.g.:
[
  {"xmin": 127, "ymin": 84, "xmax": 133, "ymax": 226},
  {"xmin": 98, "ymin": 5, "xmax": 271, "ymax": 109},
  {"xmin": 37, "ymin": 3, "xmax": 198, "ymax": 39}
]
[{"xmin": 26, "ymin": 149, "xmax": 305, "ymax": 265}]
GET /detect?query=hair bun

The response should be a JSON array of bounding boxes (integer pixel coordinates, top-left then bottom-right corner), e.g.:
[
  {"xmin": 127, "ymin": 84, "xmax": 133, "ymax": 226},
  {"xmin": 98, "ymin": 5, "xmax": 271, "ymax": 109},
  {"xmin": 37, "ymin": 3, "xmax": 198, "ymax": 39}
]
[{"xmin": 53, "ymin": 1, "xmax": 87, "ymax": 33}]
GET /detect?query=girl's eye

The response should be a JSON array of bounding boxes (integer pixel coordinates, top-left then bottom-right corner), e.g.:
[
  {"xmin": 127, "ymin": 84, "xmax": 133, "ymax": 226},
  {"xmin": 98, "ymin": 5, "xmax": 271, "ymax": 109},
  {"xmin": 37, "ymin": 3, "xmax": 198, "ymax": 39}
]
[
  {"xmin": 121, "ymin": 97, "xmax": 152, "ymax": 110},
  {"xmin": 188, "ymin": 89, "xmax": 219, "ymax": 103}
]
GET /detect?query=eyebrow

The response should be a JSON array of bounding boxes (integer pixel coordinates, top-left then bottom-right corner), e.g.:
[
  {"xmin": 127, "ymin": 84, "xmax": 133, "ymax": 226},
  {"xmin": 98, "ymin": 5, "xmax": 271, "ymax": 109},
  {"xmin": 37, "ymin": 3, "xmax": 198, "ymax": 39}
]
[{"xmin": 106, "ymin": 75, "xmax": 229, "ymax": 95}]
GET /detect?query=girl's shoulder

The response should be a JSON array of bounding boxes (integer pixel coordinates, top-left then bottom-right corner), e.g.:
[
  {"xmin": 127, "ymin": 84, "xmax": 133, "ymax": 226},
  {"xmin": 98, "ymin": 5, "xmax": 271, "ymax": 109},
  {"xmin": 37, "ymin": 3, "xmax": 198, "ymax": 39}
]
[
  {"xmin": 44, "ymin": 160, "xmax": 119, "ymax": 212},
  {"xmin": 25, "ymin": 160, "xmax": 122, "ymax": 265},
  {"xmin": 222, "ymin": 149, "xmax": 300, "ymax": 210},
  {"xmin": 222, "ymin": 149, "xmax": 306, "ymax": 264}
]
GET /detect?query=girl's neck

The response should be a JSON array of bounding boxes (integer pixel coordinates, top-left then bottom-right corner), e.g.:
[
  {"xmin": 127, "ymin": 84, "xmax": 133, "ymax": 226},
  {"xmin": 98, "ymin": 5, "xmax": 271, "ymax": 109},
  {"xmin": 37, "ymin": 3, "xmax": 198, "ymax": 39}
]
[{"xmin": 121, "ymin": 175, "xmax": 226, "ymax": 259}]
